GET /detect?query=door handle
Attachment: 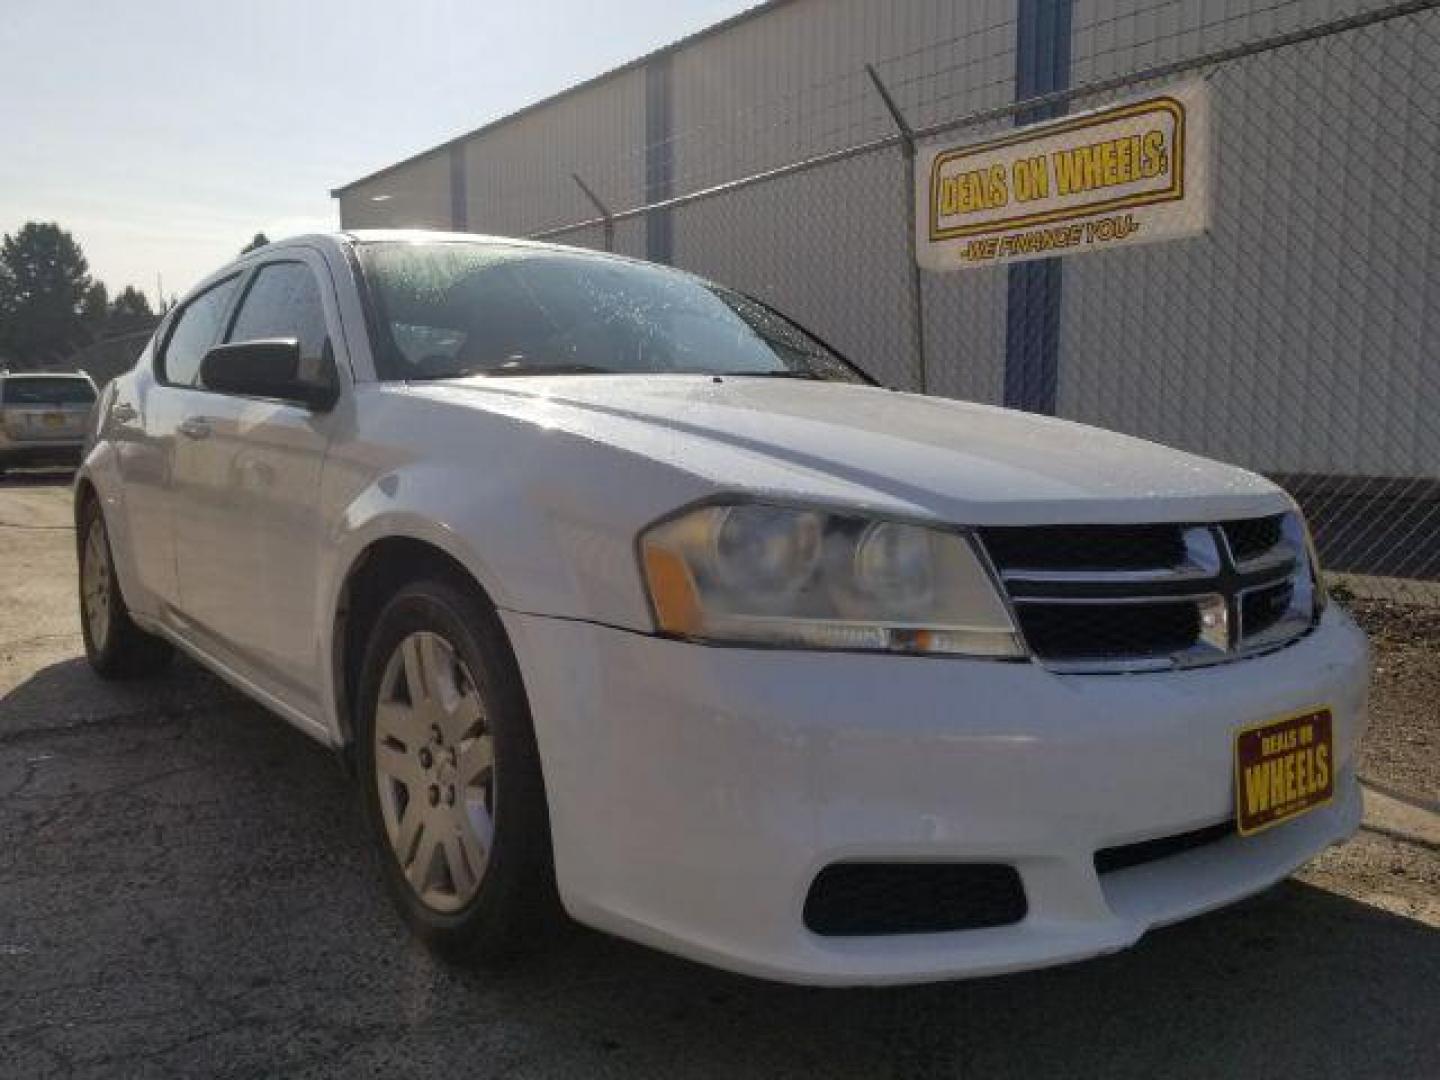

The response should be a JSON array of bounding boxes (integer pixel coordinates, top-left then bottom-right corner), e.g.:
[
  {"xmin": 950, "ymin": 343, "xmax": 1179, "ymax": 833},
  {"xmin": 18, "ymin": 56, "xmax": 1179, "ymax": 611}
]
[
  {"xmin": 112, "ymin": 402, "xmax": 138, "ymax": 423},
  {"xmin": 178, "ymin": 417, "xmax": 212, "ymax": 440}
]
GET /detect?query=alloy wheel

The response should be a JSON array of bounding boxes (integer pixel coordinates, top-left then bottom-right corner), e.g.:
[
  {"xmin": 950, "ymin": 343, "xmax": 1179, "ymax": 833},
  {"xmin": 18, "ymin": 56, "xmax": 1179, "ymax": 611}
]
[
  {"xmin": 81, "ymin": 517, "xmax": 112, "ymax": 653},
  {"xmin": 373, "ymin": 631, "xmax": 496, "ymax": 913}
]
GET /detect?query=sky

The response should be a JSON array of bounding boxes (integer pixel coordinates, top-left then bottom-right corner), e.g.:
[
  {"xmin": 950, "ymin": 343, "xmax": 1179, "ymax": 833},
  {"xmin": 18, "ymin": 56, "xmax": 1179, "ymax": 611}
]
[{"xmin": 0, "ymin": 0, "xmax": 754, "ymax": 305}]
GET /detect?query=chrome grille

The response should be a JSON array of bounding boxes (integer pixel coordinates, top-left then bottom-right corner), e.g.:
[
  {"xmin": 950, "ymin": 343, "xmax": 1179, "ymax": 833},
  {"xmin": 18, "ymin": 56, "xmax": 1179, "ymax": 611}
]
[
  {"xmin": 979, "ymin": 513, "xmax": 1319, "ymax": 672},
  {"xmin": 1240, "ymin": 579, "xmax": 1295, "ymax": 639},
  {"xmin": 981, "ymin": 524, "xmax": 1185, "ymax": 573},
  {"xmin": 1018, "ymin": 600, "xmax": 1201, "ymax": 662},
  {"xmin": 1222, "ymin": 515, "xmax": 1285, "ymax": 563}
]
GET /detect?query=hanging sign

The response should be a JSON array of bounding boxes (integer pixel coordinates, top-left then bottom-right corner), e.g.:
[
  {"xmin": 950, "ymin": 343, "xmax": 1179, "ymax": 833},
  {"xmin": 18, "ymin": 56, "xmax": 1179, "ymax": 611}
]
[{"xmin": 917, "ymin": 80, "xmax": 1211, "ymax": 270}]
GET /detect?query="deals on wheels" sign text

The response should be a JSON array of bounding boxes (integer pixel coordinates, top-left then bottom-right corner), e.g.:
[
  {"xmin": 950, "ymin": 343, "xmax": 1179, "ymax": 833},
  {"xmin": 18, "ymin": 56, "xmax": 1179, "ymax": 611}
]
[{"xmin": 917, "ymin": 80, "xmax": 1211, "ymax": 271}]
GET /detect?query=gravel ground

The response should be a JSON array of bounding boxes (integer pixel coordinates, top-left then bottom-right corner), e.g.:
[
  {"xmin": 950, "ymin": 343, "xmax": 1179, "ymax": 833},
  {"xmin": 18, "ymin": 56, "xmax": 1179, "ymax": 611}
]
[
  {"xmin": 1, "ymin": 474, "xmax": 1436, "ymax": 1079},
  {"xmin": 1348, "ymin": 599, "xmax": 1440, "ymax": 800}
]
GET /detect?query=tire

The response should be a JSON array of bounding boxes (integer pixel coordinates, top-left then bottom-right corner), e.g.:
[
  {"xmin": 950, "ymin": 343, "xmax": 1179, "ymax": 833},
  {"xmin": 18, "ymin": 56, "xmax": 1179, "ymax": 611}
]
[
  {"xmin": 77, "ymin": 497, "xmax": 173, "ymax": 679},
  {"xmin": 355, "ymin": 575, "xmax": 557, "ymax": 961}
]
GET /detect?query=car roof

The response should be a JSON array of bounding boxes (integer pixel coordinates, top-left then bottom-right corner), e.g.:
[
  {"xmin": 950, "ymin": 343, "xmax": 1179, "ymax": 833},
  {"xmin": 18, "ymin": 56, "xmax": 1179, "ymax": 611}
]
[
  {"xmin": 338, "ymin": 228, "xmax": 584, "ymax": 250},
  {"xmin": 178, "ymin": 229, "xmax": 680, "ymax": 308},
  {"xmin": 0, "ymin": 371, "xmax": 93, "ymax": 380}
]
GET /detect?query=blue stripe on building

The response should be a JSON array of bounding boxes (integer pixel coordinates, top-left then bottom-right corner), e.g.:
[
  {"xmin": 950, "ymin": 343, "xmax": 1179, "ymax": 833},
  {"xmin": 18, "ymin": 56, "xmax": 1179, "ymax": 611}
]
[
  {"xmin": 644, "ymin": 54, "xmax": 675, "ymax": 264},
  {"xmin": 1003, "ymin": 0, "xmax": 1073, "ymax": 414}
]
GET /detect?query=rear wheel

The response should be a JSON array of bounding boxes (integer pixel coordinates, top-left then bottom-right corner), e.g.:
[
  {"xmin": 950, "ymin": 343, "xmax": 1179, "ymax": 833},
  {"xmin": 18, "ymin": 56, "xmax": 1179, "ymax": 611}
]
[
  {"xmin": 77, "ymin": 498, "xmax": 173, "ymax": 679},
  {"xmin": 356, "ymin": 576, "xmax": 557, "ymax": 960}
]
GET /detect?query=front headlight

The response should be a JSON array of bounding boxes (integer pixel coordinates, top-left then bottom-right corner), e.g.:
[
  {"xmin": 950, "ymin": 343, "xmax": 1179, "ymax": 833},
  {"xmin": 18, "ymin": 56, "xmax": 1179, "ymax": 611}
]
[{"xmin": 639, "ymin": 502, "xmax": 1025, "ymax": 657}]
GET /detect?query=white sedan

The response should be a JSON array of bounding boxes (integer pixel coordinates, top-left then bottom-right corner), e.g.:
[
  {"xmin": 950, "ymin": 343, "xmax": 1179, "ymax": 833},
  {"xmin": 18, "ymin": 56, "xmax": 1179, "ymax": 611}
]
[{"xmin": 76, "ymin": 231, "xmax": 1368, "ymax": 985}]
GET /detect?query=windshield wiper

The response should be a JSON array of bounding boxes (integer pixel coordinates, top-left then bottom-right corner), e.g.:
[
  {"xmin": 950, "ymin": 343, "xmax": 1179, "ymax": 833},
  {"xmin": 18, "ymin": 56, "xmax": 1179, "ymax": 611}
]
[
  {"xmin": 407, "ymin": 362, "xmax": 617, "ymax": 381},
  {"xmin": 412, "ymin": 364, "xmax": 827, "ymax": 381},
  {"xmin": 713, "ymin": 369, "xmax": 825, "ymax": 380},
  {"xmin": 484, "ymin": 362, "xmax": 618, "ymax": 377}
]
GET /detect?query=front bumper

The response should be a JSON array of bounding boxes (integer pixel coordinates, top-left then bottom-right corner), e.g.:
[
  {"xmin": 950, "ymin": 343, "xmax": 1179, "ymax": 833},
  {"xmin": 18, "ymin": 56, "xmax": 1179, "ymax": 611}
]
[
  {"xmin": 0, "ymin": 439, "xmax": 84, "ymax": 467},
  {"xmin": 502, "ymin": 606, "xmax": 1370, "ymax": 986}
]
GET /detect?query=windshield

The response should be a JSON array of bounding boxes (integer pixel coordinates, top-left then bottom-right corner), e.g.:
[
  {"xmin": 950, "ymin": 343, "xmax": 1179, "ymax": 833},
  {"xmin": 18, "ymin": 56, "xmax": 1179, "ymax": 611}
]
[
  {"xmin": 1, "ymin": 377, "xmax": 96, "ymax": 405},
  {"xmin": 357, "ymin": 242, "xmax": 869, "ymax": 384}
]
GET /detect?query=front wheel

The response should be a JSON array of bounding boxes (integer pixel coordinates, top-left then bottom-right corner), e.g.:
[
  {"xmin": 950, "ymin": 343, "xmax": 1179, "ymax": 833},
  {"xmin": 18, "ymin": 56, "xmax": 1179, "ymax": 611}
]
[
  {"xmin": 77, "ymin": 498, "xmax": 173, "ymax": 679},
  {"xmin": 355, "ymin": 576, "xmax": 557, "ymax": 960}
]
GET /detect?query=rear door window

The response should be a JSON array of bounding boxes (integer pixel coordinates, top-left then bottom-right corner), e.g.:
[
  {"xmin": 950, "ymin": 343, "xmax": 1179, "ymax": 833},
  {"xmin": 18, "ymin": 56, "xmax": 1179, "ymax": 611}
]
[
  {"xmin": 0, "ymin": 377, "xmax": 96, "ymax": 405},
  {"xmin": 160, "ymin": 277, "xmax": 241, "ymax": 386}
]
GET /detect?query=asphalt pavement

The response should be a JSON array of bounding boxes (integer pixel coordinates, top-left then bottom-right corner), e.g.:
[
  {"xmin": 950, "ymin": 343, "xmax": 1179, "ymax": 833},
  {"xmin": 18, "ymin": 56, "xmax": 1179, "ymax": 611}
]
[{"xmin": 1, "ymin": 474, "xmax": 1436, "ymax": 1079}]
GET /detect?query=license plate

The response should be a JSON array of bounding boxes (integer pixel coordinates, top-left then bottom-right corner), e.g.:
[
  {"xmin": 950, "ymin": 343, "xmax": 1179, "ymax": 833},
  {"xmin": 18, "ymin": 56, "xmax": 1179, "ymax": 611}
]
[
  {"xmin": 43, "ymin": 412, "xmax": 65, "ymax": 428},
  {"xmin": 1234, "ymin": 707, "xmax": 1334, "ymax": 836}
]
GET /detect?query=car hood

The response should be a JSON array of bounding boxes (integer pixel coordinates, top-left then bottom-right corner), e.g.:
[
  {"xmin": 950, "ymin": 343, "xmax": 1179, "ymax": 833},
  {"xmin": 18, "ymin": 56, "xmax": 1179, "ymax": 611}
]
[{"xmin": 421, "ymin": 375, "xmax": 1290, "ymax": 526}]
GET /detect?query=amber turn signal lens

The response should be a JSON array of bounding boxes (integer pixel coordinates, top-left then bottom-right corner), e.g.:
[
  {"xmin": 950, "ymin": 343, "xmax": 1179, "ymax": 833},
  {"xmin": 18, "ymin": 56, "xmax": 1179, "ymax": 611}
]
[{"xmin": 643, "ymin": 544, "xmax": 703, "ymax": 636}]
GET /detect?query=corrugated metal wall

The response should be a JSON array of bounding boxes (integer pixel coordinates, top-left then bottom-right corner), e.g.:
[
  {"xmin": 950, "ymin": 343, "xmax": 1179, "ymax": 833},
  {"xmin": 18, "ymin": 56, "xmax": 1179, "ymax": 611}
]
[
  {"xmin": 667, "ymin": 0, "xmax": 1018, "ymax": 393},
  {"xmin": 1058, "ymin": 0, "xmax": 1440, "ymax": 477},
  {"xmin": 338, "ymin": 150, "xmax": 453, "ymax": 230},
  {"xmin": 463, "ymin": 68, "xmax": 649, "ymax": 237},
  {"xmin": 336, "ymin": 0, "xmax": 1437, "ymax": 480},
  {"xmin": 336, "ymin": 0, "xmax": 1021, "ymax": 393}
]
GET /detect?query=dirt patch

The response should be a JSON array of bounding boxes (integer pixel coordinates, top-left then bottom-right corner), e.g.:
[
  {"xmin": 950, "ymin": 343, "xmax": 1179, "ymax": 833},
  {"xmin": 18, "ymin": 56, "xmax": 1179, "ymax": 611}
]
[
  {"xmin": 1346, "ymin": 599, "xmax": 1440, "ymax": 801},
  {"xmin": 1298, "ymin": 829, "xmax": 1440, "ymax": 927}
]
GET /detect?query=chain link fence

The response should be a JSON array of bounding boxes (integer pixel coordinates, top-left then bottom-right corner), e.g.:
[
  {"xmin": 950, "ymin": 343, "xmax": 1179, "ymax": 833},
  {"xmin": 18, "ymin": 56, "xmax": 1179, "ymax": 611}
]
[{"xmin": 521, "ymin": 0, "xmax": 1440, "ymax": 605}]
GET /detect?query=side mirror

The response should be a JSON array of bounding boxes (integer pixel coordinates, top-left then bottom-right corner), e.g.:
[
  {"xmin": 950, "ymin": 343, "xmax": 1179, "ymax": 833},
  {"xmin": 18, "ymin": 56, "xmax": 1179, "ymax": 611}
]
[{"xmin": 198, "ymin": 339, "xmax": 338, "ymax": 411}]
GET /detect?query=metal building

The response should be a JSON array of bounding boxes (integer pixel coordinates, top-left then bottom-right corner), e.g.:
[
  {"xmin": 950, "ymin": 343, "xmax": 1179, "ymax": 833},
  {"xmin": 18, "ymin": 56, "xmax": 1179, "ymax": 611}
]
[{"xmin": 333, "ymin": 0, "xmax": 1440, "ymax": 592}]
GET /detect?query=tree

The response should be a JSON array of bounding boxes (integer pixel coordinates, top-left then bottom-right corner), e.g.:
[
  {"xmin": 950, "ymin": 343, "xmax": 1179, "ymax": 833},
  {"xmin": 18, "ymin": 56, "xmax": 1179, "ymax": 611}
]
[
  {"xmin": 81, "ymin": 282, "xmax": 110, "ymax": 329},
  {"xmin": 241, "ymin": 232, "xmax": 270, "ymax": 255},
  {"xmin": 0, "ymin": 260, "xmax": 15, "ymax": 361},
  {"xmin": 0, "ymin": 222, "xmax": 93, "ymax": 365},
  {"xmin": 104, "ymin": 285, "xmax": 155, "ymax": 335},
  {"xmin": 110, "ymin": 286, "xmax": 153, "ymax": 320}
]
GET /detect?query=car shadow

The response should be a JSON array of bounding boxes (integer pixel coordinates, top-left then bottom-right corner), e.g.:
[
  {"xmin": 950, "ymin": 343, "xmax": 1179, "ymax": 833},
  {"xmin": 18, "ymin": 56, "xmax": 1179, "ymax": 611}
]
[
  {"xmin": 1, "ymin": 653, "xmax": 1435, "ymax": 1077},
  {"xmin": 0, "ymin": 652, "xmax": 241, "ymax": 738},
  {"xmin": 482, "ymin": 871, "xmax": 1440, "ymax": 1080},
  {"xmin": 0, "ymin": 467, "xmax": 76, "ymax": 488}
]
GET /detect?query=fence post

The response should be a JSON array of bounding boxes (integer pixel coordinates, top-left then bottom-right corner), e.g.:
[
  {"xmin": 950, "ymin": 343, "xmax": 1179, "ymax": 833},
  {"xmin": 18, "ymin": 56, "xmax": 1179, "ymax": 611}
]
[
  {"xmin": 866, "ymin": 64, "xmax": 928, "ymax": 395},
  {"xmin": 571, "ymin": 173, "xmax": 615, "ymax": 252}
]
